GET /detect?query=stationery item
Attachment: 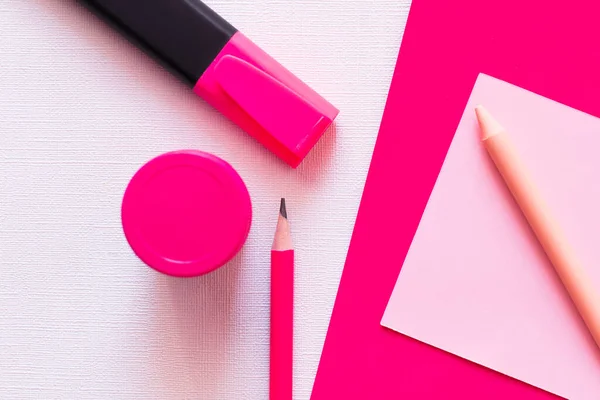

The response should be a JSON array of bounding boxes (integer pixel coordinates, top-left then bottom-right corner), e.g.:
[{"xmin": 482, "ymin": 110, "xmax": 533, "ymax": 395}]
[
  {"xmin": 312, "ymin": 0, "xmax": 600, "ymax": 399},
  {"xmin": 270, "ymin": 198, "xmax": 293, "ymax": 400},
  {"xmin": 477, "ymin": 104, "xmax": 600, "ymax": 351},
  {"xmin": 121, "ymin": 150, "xmax": 252, "ymax": 277},
  {"xmin": 382, "ymin": 74, "xmax": 600, "ymax": 399},
  {"xmin": 80, "ymin": 0, "xmax": 339, "ymax": 168}
]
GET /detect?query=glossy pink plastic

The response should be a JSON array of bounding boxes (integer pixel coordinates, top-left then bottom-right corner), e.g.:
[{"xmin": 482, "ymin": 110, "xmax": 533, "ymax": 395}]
[
  {"xmin": 194, "ymin": 32, "xmax": 339, "ymax": 168},
  {"xmin": 121, "ymin": 150, "xmax": 252, "ymax": 277}
]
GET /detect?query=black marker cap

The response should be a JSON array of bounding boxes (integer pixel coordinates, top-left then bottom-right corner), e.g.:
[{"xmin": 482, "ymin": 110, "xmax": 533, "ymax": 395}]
[{"xmin": 81, "ymin": 0, "xmax": 237, "ymax": 86}]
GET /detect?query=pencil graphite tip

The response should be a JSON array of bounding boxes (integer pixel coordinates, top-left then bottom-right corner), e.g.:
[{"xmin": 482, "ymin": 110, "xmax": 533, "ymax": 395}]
[
  {"xmin": 279, "ymin": 198, "xmax": 287, "ymax": 219},
  {"xmin": 475, "ymin": 105, "xmax": 504, "ymax": 141},
  {"xmin": 273, "ymin": 198, "xmax": 292, "ymax": 250}
]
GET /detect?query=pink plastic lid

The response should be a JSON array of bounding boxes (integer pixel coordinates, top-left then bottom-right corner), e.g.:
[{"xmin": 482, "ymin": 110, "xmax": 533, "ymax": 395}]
[
  {"xmin": 193, "ymin": 32, "xmax": 339, "ymax": 168},
  {"xmin": 121, "ymin": 150, "xmax": 252, "ymax": 277}
]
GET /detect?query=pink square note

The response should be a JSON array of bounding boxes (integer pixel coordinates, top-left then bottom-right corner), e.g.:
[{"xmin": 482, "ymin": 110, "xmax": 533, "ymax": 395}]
[{"xmin": 382, "ymin": 74, "xmax": 600, "ymax": 400}]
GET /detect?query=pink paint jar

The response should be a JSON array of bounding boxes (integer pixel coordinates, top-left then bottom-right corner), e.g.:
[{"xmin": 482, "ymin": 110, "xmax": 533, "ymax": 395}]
[{"xmin": 121, "ymin": 150, "xmax": 252, "ymax": 277}]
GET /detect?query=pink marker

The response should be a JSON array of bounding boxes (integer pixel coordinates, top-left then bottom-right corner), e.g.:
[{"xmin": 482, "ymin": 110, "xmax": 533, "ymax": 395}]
[{"xmin": 81, "ymin": 0, "xmax": 339, "ymax": 168}]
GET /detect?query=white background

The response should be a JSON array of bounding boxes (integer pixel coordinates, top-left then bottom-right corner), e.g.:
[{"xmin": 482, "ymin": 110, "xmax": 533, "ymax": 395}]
[{"xmin": 0, "ymin": 0, "xmax": 408, "ymax": 398}]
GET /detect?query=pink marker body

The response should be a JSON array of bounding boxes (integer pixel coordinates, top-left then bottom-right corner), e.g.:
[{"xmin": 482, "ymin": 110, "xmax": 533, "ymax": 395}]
[{"xmin": 82, "ymin": 0, "xmax": 339, "ymax": 168}]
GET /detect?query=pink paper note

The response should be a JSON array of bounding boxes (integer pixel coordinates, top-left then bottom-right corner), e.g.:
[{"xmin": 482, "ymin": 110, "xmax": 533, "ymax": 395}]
[{"xmin": 382, "ymin": 74, "xmax": 600, "ymax": 400}]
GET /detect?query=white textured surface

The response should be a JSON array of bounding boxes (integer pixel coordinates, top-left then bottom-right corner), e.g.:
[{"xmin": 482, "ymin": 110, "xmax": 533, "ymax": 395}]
[{"xmin": 0, "ymin": 1, "xmax": 408, "ymax": 398}]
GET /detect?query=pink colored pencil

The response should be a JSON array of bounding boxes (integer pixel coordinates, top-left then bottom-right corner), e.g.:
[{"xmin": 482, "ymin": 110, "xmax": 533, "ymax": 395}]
[
  {"xmin": 271, "ymin": 198, "xmax": 293, "ymax": 400},
  {"xmin": 476, "ymin": 105, "xmax": 600, "ymax": 350}
]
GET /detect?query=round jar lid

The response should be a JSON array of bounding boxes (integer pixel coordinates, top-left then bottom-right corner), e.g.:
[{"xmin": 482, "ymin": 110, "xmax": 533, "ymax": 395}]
[{"xmin": 121, "ymin": 150, "xmax": 252, "ymax": 277}]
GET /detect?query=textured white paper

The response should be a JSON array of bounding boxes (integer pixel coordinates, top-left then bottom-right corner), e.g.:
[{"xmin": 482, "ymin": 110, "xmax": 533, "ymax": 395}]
[{"xmin": 0, "ymin": 0, "xmax": 408, "ymax": 398}]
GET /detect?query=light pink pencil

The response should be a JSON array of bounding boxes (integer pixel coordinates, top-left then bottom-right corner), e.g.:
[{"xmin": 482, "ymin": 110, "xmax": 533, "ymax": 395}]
[
  {"xmin": 271, "ymin": 198, "xmax": 293, "ymax": 400},
  {"xmin": 476, "ymin": 105, "xmax": 600, "ymax": 351}
]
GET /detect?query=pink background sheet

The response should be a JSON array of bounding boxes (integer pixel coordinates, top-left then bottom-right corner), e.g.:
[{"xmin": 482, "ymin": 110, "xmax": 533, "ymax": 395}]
[
  {"xmin": 312, "ymin": 0, "xmax": 600, "ymax": 398},
  {"xmin": 382, "ymin": 74, "xmax": 600, "ymax": 400}
]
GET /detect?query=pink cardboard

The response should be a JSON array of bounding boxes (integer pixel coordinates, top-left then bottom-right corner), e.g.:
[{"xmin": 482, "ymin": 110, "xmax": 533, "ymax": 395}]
[
  {"xmin": 194, "ymin": 32, "xmax": 339, "ymax": 168},
  {"xmin": 312, "ymin": 0, "xmax": 600, "ymax": 399},
  {"xmin": 121, "ymin": 150, "xmax": 252, "ymax": 277},
  {"xmin": 382, "ymin": 74, "xmax": 600, "ymax": 400}
]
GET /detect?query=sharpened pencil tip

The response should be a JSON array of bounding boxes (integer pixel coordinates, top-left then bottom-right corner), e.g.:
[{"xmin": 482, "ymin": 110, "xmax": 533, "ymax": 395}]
[
  {"xmin": 279, "ymin": 198, "xmax": 287, "ymax": 219},
  {"xmin": 273, "ymin": 198, "xmax": 292, "ymax": 250},
  {"xmin": 475, "ymin": 105, "xmax": 504, "ymax": 140}
]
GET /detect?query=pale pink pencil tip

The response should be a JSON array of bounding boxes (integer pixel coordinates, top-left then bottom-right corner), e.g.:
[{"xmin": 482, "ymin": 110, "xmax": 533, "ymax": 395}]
[{"xmin": 475, "ymin": 105, "xmax": 504, "ymax": 140}]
